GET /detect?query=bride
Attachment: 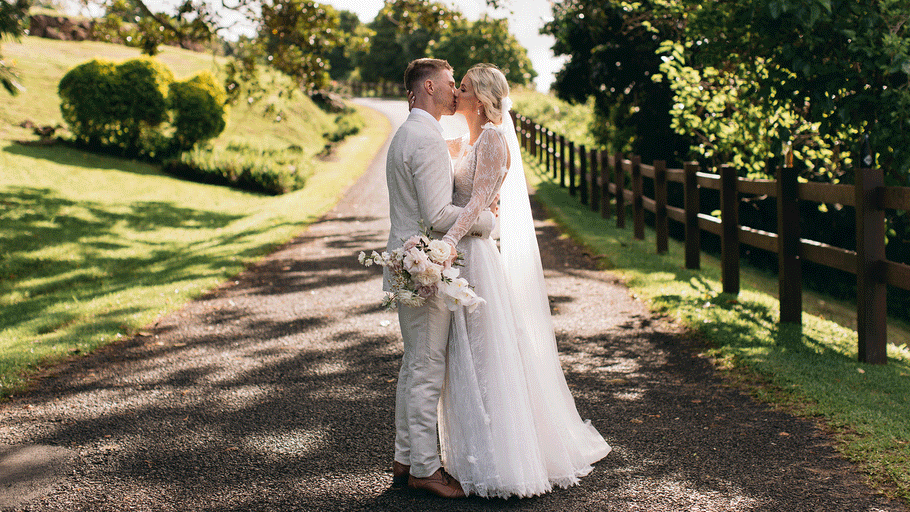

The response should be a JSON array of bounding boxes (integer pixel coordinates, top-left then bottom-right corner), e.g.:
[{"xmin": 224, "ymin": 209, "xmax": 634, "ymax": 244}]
[{"xmin": 437, "ymin": 64, "xmax": 611, "ymax": 499}]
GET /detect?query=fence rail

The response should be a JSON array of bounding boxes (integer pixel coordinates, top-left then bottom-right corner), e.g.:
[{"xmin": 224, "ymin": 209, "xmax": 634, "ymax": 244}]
[{"xmin": 512, "ymin": 111, "xmax": 910, "ymax": 364}]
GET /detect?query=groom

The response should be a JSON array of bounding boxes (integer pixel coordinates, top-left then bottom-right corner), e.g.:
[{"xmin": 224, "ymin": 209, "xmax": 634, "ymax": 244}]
[{"xmin": 385, "ymin": 58, "xmax": 494, "ymax": 499}]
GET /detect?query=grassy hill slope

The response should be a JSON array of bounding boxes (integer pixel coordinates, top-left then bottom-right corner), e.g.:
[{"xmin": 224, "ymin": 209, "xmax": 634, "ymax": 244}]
[{"xmin": 0, "ymin": 37, "xmax": 389, "ymax": 396}]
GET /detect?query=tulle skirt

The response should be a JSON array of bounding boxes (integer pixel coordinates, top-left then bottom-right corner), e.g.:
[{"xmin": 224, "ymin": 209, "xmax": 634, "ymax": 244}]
[{"xmin": 438, "ymin": 236, "xmax": 611, "ymax": 499}]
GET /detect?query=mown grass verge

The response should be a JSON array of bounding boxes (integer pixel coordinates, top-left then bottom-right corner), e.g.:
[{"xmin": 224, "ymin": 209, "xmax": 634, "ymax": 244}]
[
  {"xmin": 523, "ymin": 156, "xmax": 910, "ymax": 502},
  {"xmin": 0, "ymin": 103, "xmax": 388, "ymax": 397}
]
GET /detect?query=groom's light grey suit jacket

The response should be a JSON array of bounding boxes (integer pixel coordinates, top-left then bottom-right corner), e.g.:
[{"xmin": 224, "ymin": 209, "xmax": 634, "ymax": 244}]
[{"xmin": 384, "ymin": 109, "xmax": 494, "ymax": 291}]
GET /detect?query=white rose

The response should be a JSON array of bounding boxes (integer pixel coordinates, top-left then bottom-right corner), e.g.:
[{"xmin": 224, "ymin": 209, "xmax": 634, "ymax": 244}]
[
  {"xmin": 413, "ymin": 262, "xmax": 442, "ymax": 286},
  {"xmin": 427, "ymin": 239, "xmax": 452, "ymax": 264}
]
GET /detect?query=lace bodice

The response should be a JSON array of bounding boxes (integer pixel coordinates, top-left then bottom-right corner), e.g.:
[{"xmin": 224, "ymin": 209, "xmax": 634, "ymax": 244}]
[{"xmin": 442, "ymin": 124, "xmax": 509, "ymax": 247}]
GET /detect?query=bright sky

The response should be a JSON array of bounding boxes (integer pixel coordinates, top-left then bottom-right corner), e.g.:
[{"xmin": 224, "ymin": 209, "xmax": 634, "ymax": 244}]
[{"xmin": 321, "ymin": 0, "xmax": 564, "ymax": 91}]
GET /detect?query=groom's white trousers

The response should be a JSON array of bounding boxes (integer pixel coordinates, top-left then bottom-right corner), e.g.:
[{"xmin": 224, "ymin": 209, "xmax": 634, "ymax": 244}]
[{"xmin": 395, "ymin": 294, "xmax": 451, "ymax": 478}]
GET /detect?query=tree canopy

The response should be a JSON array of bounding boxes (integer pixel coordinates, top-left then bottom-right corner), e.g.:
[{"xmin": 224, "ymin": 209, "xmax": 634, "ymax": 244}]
[
  {"xmin": 545, "ymin": 0, "xmax": 910, "ymax": 183},
  {"xmin": 429, "ymin": 16, "xmax": 536, "ymax": 86},
  {"xmin": 77, "ymin": 0, "xmax": 535, "ymax": 97}
]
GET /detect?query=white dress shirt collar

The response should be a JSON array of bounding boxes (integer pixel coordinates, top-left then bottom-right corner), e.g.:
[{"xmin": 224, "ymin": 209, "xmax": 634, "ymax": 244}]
[{"xmin": 411, "ymin": 108, "xmax": 444, "ymax": 136}]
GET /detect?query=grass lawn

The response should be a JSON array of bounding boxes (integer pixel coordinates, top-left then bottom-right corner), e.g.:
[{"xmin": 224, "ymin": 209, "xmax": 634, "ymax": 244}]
[
  {"xmin": 522, "ymin": 154, "xmax": 910, "ymax": 502},
  {"xmin": 0, "ymin": 37, "xmax": 390, "ymax": 397}
]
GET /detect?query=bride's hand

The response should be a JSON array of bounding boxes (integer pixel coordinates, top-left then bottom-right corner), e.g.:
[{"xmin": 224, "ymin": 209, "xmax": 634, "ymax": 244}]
[
  {"xmin": 489, "ymin": 193, "xmax": 501, "ymax": 217},
  {"xmin": 443, "ymin": 238, "xmax": 458, "ymax": 268},
  {"xmin": 407, "ymin": 90, "xmax": 416, "ymax": 111}
]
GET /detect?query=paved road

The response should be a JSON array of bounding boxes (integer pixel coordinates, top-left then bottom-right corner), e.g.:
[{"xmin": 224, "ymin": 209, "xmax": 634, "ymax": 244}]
[{"xmin": 0, "ymin": 99, "xmax": 906, "ymax": 511}]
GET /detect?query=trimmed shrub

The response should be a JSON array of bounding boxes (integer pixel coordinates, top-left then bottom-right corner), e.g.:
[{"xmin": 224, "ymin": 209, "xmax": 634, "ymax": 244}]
[
  {"xmin": 169, "ymin": 71, "xmax": 228, "ymax": 151},
  {"xmin": 323, "ymin": 110, "xmax": 365, "ymax": 143},
  {"xmin": 58, "ymin": 59, "xmax": 121, "ymax": 147},
  {"xmin": 59, "ymin": 57, "xmax": 173, "ymax": 157},
  {"xmin": 162, "ymin": 143, "xmax": 309, "ymax": 195},
  {"xmin": 58, "ymin": 58, "xmax": 228, "ymax": 159}
]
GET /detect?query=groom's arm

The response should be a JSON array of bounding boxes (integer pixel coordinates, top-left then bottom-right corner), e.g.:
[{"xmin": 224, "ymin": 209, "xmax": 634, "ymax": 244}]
[{"xmin": 412, "ymin": 137, "xmax": 494, "ymax": 237}]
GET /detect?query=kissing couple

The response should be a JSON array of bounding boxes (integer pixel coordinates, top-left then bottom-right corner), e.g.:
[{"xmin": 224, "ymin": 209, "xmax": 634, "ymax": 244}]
[{"xmin": 384, "ymin": 58, "xmax": 611, "ymax": 499}]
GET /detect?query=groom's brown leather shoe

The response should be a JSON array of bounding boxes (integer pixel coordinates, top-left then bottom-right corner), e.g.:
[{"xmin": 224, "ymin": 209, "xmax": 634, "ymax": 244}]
[
  {"xmin": 408, "ymin": 468, "xmax": 466, "ymax": 499},
  {"xmin": 391, "ymin": 460, "xmax": 410, "ymax": 489}
]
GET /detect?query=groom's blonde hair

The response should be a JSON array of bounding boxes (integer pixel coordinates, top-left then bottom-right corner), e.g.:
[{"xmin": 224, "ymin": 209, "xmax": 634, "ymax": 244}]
[
  {"xmin": 465, "ymin": 64, "xmax": 509, "ymax": 125},
  {"xmin": 404, "ymin": 58, "xmax": 453, "ymax": 94}
]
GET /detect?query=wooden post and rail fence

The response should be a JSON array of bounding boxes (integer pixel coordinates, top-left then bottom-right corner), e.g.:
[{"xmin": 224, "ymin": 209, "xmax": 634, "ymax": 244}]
[{"xmin": 511, "ymin": 111, "xmax": 910, "ymax": 365}]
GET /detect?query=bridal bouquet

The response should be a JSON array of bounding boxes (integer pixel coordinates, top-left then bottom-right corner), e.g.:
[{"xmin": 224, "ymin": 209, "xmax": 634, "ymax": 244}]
[{"xmin": 359, "ymin": 233, "xmax": 485, "ymax": 312}]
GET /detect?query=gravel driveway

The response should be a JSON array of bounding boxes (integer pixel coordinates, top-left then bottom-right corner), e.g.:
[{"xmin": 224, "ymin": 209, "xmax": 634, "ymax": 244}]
[{"xmin": 0, "ymin": 99, "xmax": 905, "ymax": 511}]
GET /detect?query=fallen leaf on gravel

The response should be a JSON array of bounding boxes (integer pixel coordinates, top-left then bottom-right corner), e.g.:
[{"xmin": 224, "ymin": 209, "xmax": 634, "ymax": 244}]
[
  {"xmin": 779, "ymin": 432, "xmax": 790, "ymax": 436},
  {"xmin": 630, "ymin": 418, "xmax": 643, "ymax": 424}
]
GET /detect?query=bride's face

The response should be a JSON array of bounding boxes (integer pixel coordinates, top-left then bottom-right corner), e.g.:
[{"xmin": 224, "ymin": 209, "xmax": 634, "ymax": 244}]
[{"xmin": 455, "ymin": 76, "xmax": 480, "ymax": 116}]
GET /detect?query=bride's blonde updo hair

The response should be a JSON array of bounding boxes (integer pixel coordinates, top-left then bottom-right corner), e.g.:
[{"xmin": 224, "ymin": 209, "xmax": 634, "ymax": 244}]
[{"xmin": 465, "ymin": 64, "xmax": 510, "ymax": 125}]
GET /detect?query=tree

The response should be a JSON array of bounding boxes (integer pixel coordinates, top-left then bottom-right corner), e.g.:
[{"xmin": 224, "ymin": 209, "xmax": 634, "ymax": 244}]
[
  {"xmin": 257, "ymin": 0, "xmax": 344, "ymax": 92},
  {"xmin": 544, "ymin": 0, "xmax": 910, "ymax": 181},
  {"xmin": 428, "ymin": 16, "xmax": 536, "ymax": 86},
  {"xmin": 356, "ymin": 0, "xmax": 461, "ymax": 84},
  {"xmin": 671, "ymin": 0, "xmax": 910, "ymax": 183},
  {"xmin": 321, "ymin": 10, "xmax": 369, "ymax": 81},
  {"xmin": 542, "ymin": 1, "xmax": 691, "ymax": 163},
  {"xmin": 1, "ymin": 0, "xmax": 29, "ymax": 95}
]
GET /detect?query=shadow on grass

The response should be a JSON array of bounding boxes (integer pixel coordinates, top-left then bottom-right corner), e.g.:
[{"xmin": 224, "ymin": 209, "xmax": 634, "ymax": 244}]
[
  {"xmin": 4, "ymin": 142, "xmax": 165, "ymax": 177},
  {"xmin": 0, "ymin": 185, "xmax": 285, "ymax": 338}
]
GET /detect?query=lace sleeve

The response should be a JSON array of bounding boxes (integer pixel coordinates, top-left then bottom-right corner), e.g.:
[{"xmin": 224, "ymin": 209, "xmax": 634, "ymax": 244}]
[
  {"xmin": 443, "ymin": 128, "xmax": 509, "ymax": 247},
  {"xmin": 446, "ymin": 134, "xmax": 468, "ymax": 159}
]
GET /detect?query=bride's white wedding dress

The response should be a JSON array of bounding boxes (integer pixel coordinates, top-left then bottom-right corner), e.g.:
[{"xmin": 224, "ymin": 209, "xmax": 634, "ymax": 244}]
[{"xmin": 438, "ymin": 111, "xmax": 611, "ymax": 499}]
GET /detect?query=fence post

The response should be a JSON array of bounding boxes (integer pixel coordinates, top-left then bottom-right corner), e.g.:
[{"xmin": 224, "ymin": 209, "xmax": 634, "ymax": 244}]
[
  {"xmin": 615, "ymin": 153, "xmax": 626, "ymax": 228},
  {"xmin": 579, "ymin": 145, "xmax": 588, "ymax": 205},
  {"xmin": 591, "ymin": 148, "xmax": 601, "ymax": 212},
  {"xmin": 538, "ymin": 127, "xmax": 546, "ymax": 163},
  {"xmin": 550, "ymin": 131, "xmax": 557, "ymax": 179},
  {"xmin": 777, "ymin": 166, "xmax": 802, "ymax": 324},
  {"xmin": 559, "ymin": 135, "xmax": 567, "ymax": 188},
  {"xmin": 684, "ymin": 162, "xmax": 701, "ymax": 270},
  {"xmin": 855, "ymin": 166, "xmax": 887, "ymax": 364},
  {"xmin": 655, "ymin": 160, "xmax": 668, "ymax": 254},
  {"xmin": 544, "ymin": 130, "xmax": 551, "ymax": 174},
  {"xmin": 519, "ymin": 116, "xmax": 525, "ymax": 151},
  {"xmin": 720, "ymin": 165, "xmax": 740, "ymax": 295},
  {"xmin": 601, "ymin": 151, "xmax": 612, "ymax": 219},
  {"xmin": 568, "ymin": 141, "xmax": 576, "ymax": 196},
  {"xmin": 632, "ymin": 155, "xmax": 644, "ymax": 240},
  {"xmin": 539, "ymin": 126, "xmax": 546, "ymax": 166},
  {"xmin": 525, "ymin": 118, "xmax": 534, "ymax": 155}
]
